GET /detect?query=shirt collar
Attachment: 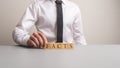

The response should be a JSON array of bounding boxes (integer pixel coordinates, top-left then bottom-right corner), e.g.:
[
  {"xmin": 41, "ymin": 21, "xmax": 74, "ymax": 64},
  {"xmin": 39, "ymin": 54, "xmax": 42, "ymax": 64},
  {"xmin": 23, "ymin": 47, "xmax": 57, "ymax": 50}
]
[{"xmin": 50, "ymin": 0, "xmax": 67, "ymax": 4}]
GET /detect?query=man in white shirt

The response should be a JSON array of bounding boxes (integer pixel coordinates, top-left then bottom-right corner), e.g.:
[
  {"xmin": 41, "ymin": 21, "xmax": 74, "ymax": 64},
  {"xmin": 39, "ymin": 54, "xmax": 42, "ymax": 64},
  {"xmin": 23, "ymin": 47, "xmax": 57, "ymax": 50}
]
[{"xmin": 12, "ymin": 0, "xmax": 87, "ymax": 48}]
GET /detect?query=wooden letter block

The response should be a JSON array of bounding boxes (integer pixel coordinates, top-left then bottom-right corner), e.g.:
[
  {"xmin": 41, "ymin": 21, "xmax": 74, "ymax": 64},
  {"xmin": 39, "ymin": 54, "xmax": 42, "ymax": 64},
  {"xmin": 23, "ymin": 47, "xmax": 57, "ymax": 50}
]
[{"xmin": 44, "ymin": 43, "xmax": 74, "ymax": 49}]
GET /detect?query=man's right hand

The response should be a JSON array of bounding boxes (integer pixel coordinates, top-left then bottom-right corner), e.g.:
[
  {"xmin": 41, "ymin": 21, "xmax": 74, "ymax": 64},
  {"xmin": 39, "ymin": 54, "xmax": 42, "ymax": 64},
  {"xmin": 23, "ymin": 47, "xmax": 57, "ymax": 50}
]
[{"xmin": 27, "ymin": 32, "xmax": 48, "ymax": 48}]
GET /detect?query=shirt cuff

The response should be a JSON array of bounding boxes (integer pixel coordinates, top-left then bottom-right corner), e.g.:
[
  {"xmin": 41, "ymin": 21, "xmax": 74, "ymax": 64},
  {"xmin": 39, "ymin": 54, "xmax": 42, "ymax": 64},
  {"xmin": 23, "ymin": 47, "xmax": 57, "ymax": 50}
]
[
  {"xmin": 75, "ymin": 38, "xmax": 87, "ymax": 46},
  {"xmin": 21, "ymin": 35, "xmax": 30, "ymax": 46}
]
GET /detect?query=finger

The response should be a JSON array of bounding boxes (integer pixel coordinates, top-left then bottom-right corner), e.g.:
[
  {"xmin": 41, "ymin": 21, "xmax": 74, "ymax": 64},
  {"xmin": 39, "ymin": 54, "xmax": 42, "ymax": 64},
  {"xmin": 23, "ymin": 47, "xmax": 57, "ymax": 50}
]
[
  {"xmin": 38, "ymin": 32, "xmax": 48, "ymax": 46},
  {"xmin": 38, "ymin": 32, "xmax": 47, "ymax": 45},
  {"xmin": 30, "ymin": 35, "xmax": 39, "ymax": 47},
  {"xmin": 29, "ymin": 39, "xmax": 37, "ymax": 48},
  {"xmin": 33, "ymin": 32, "xmax": 44, "ymax": 47}
]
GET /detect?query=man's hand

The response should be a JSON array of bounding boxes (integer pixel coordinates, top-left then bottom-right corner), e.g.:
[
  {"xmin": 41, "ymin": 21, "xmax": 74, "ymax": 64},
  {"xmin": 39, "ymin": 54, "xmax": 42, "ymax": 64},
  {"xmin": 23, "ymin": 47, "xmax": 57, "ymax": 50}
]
[{"xmin": 27, "ymin": 32, "xmax": 48, "ymax": 48}]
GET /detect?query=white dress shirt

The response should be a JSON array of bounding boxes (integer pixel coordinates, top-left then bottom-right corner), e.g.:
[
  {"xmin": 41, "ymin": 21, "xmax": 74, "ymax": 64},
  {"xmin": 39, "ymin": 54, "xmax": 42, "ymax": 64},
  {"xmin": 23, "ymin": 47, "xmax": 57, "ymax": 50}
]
[{"xmin": 12, "ymin": 0, "xmax": 87, "ymax": 46}]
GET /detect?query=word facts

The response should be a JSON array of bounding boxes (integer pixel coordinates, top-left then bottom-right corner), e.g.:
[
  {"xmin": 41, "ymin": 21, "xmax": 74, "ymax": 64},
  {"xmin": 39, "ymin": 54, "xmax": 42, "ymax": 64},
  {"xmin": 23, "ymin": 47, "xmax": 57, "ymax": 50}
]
[{"xmin": 44, "ymin": 43, "xmax": 74, "ymax": 49}]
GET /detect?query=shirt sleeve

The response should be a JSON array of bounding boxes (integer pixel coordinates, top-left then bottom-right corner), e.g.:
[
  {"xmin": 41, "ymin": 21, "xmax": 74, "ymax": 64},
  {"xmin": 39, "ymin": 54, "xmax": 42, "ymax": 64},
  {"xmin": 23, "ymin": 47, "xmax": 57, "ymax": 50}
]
[
  {"xmin": 73, "ymin": 7, "xmax": 87, "ymax": 45},
  {"xmin": 12, "ymin": 2, "xmax": 38, "ymax": 46}
]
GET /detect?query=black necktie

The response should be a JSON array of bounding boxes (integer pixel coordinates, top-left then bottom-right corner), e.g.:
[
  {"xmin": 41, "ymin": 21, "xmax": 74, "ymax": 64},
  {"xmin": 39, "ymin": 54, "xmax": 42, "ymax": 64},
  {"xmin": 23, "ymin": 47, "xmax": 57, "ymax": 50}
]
[{"xmin": 55, "ymin": 0, "xmax": 63, "ymax": 42}]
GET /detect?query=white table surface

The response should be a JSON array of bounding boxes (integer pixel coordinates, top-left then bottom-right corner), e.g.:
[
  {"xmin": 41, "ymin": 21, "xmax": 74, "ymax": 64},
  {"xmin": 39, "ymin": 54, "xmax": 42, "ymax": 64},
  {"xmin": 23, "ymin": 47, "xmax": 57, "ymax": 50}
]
[{"xmin": 0, "ymin": 45, "xmax": 120, "ymax": 68}]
